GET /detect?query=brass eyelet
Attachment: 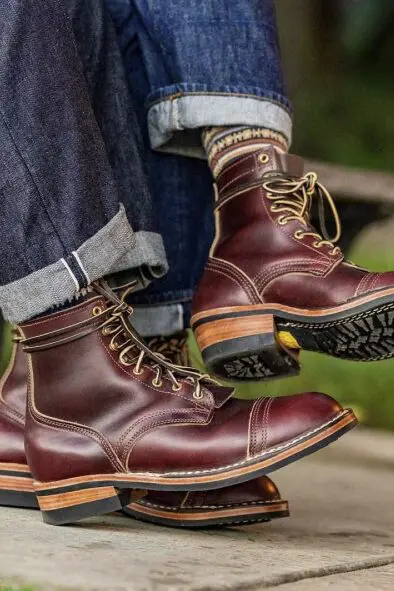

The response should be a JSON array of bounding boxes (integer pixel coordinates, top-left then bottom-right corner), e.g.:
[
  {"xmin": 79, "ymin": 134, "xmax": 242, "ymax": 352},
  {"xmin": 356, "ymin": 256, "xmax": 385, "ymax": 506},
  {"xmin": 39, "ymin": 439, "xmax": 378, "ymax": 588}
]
[
  {"xmin": 92, "ymin": 306, "xmax": 103, "ymax": 317},
  {"xmin": 258, "ymin": 153, "xmax": 269, "ymax": 164},
  {"xmin": 277, "ymin": 216, "xmax": 288, "ymax": 226},
  {"xmin": 193, "ymin": 391, "xmax": 204, "ymax": 400},
  {"xmin": 152, "ymin": 379, "xmax": 163, "ymax": 388},
  {"xmin": 133, "ymin": 367, "xmax": 144, "ymax": 376},
  {"xmin": 172, "ymin": 383, "xmax": 182, "ymax": 392},
  {"xmin": 294, "ymin": 230, "xmax": 304, "ymax": 240},
  {"xmin": 109, "ymin": 342, "xmax": 120, "ymax": 352},
  {"xmin": 101, "ymin": 327, "xmax": 111, "ymax": 336}
]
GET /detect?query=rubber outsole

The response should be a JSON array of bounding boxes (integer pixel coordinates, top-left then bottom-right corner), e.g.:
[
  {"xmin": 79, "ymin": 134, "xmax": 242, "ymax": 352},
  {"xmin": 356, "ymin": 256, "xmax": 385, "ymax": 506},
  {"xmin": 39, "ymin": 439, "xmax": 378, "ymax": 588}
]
[
  {"xmin": 0, "ymin": 463, "xmax": 38, "ymax": 509},
  {"xmin": 192, "ymin": 292, "xmax": 394, "ymax": 381},
  {"xmin": 33, "ymin": 409, "xmax": 357, "ymax": 525}
]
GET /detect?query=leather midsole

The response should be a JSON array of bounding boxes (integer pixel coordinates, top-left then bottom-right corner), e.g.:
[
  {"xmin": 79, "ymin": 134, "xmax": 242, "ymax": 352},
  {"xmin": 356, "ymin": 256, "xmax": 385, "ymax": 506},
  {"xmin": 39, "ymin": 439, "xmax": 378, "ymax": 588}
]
[
  {"xmin": 191, "ymin": 287, "xmax": 394, "ymax": 327},
  {"xmin": 127, "ymin": 500, "xmax": 289, "ymax": 521}
]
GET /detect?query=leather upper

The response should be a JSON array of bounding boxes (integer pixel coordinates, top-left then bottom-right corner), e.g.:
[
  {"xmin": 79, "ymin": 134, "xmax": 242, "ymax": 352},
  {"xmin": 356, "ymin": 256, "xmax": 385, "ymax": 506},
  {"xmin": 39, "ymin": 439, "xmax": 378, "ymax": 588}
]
[
  {"xmin": 0, "ymin": 342, "xmax": 26, "ymax": 464},
  {"xmin": 192, "ymin": 146, "xmax": 394, "ymax": 316},
  {"xmin": 0, "ymin": 336, "xmax": 284, "ymax": 506},
  {"xmin": 18, "ymin": 289, "xmax": 342, "ymax": 483}
]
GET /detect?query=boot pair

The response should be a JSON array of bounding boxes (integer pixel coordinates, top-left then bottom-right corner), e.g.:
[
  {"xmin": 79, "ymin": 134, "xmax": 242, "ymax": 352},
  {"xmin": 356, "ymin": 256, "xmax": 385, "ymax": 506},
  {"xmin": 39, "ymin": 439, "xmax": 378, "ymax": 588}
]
[
  {"xmin": 1, "ymin": 280, "xmax": 356, "ymax": 526},
  {"xmin": 0, "ymin": 331, "xmax": 288, "ymax": 528},
  {"xmin": 4, "ymin": 148, "xmax": 390, "ymax": 528}
]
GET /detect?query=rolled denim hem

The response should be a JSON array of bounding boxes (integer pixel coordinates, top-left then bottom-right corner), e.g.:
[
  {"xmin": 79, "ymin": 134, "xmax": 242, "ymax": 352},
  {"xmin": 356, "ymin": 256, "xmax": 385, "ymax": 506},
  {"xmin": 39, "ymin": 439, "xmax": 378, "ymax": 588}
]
[
  {"xmin": 131, "ymin": 303, "xmax": 184, "ymax": 337},
  {"xmin": 0, "ymin": 204, "xmax": 168, "ymax": 323},
  {"xmin": 146, "ymin": 85, "xmax": 293, "ymax": 159}
]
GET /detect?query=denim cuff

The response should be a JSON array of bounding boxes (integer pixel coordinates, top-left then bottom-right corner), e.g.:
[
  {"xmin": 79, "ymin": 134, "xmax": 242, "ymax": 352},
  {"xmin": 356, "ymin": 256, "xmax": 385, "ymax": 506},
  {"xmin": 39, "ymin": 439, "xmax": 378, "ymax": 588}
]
[
  {"xmin": 146, "ymin": 84, "xmax": 293, "ymax": 159},
  {"xmin": 0, "ymin": 204, "xmax": 168, "ymax": 323}
]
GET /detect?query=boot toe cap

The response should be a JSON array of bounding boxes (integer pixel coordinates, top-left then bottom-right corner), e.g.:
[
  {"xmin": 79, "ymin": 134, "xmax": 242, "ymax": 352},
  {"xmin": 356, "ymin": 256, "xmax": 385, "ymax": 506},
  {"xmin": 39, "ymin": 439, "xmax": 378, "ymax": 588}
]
[{"xmin": 249, "ymin": 392, "xmax": 343, "ymax": 456}]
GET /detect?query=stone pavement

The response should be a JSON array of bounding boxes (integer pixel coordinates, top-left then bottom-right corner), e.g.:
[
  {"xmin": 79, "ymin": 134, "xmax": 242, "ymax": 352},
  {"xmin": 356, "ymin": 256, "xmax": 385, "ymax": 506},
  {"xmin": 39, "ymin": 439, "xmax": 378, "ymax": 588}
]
[{"xmin": 0, "ymin": 427, "xmax": 393, "ymax": 591}]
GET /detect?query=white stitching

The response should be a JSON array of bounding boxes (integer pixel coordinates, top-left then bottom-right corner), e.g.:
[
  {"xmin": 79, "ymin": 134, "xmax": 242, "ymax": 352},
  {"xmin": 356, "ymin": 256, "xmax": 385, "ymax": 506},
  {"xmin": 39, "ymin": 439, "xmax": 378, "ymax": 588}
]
[
  {"xmin": 130, "ymin": 410, "xmax": 350, "ymax": 477},
  {"xmin": 135, "ymin": 499, "xmax": 282, "ymax": 511}
]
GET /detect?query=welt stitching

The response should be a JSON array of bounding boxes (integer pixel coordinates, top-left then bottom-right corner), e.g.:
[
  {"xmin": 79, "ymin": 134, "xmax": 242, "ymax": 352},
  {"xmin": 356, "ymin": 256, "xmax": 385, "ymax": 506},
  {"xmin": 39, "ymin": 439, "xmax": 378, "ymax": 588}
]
[
  {"xmin": 139, "ymin": 499, "xmax": 275, "ymax": 511},
  {"xmin": 281, "ymin": 302, "xmax": 394, "ymax": 330},
  {"xmin": 154, "ymin": 410, "xmax": 348, "ymax": 476}
]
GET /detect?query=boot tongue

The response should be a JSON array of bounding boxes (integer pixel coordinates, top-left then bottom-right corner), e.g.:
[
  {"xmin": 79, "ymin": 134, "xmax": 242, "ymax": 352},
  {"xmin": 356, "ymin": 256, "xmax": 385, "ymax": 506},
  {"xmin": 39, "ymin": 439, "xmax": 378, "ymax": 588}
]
[{"xmin": 206, "ymin": 384, "xmax": 234, "ymax": 408}]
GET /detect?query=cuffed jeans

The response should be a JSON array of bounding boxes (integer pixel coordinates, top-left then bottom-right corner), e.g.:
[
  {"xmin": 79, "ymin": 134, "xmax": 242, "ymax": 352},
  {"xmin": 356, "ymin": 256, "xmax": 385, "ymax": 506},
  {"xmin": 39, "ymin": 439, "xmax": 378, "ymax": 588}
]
[
  {"xmin": 0, "ymin": 0, "xmax": 292, "ymax": 330},
  {"xmin": 0, "ymin": 0, "xmax": 167, "ymax": 323},
  {"xmin": 106, "ymin": 0, "xmax": 292, "ymax": 336}
]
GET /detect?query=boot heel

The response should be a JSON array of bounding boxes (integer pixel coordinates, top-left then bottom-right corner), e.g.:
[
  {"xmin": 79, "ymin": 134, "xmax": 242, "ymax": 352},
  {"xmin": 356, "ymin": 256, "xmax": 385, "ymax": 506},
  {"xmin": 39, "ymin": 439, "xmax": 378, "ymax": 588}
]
[
  {"xmin": 35, "ymin": 480, "xmax": 133, "ymax": 526},
  {"xmin": 194, "ymin": 311, "xmax": 300, "ymax": 381},
  {"xmin": 0, "ymin": 463, "xmax": 38, "ymax": 509}
]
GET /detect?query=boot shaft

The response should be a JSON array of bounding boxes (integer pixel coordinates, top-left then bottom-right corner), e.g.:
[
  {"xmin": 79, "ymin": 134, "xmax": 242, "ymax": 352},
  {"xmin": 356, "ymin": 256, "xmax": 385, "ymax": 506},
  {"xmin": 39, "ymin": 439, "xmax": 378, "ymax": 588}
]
[{"xmin": 211, "ymin": 147, "xmax": 304, "ymax": 261}]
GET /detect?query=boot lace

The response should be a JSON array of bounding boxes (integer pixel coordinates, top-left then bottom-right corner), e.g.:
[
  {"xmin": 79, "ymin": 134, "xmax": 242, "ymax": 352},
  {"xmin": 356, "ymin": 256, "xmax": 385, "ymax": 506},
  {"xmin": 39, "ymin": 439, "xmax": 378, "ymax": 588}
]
[
  {"xmin": 262, "ymin": 172, "xmax": 342, "ymax": 256},
  {"xmin": 93, "ymin": 282, "xmax": 216, "ymax": 400}
]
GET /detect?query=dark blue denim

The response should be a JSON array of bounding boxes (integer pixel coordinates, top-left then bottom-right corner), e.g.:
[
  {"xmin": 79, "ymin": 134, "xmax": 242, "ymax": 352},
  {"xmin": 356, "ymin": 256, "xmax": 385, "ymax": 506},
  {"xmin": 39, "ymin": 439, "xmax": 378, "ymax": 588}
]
[
  {"xmin": 0, "ymin": 0, "xmax": 167, "ymax": 322},
  {"xmin": 106, "ymin": 0, "xmax": 290, "ymax": 326}
]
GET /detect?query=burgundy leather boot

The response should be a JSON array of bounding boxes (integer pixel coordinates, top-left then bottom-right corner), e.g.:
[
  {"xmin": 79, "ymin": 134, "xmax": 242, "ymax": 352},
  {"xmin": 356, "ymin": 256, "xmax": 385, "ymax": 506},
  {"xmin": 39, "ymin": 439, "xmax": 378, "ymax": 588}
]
[
  {"xmin": 0, "ymin": 336, "xmax": 37, "ymax": 508},
  {"xmin": 0, "ymin": 337, "xmax": 288, "ymax": 527},
  {"xmin": 192, "ymin": 146, "xmax": 394, "ymax": 381},
  {"xmin": 18, "ymin": 282, "xmax": 356, "ymax": 525}
]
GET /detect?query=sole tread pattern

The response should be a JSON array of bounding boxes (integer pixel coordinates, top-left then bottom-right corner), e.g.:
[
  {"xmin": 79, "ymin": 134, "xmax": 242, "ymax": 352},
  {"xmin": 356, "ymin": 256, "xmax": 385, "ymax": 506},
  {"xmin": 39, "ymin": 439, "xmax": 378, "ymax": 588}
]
[{"xmin": 280, "ymin": 306, "xmax": 394, "ymax": 362}]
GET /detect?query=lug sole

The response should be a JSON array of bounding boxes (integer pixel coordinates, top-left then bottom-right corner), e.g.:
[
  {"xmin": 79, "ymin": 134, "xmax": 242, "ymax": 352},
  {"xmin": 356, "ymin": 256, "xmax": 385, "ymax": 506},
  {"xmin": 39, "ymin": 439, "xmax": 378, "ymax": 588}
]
[
  {"xmin": 122, "ymin": 499, "xmax": 289, "ymax": 528},
  {"xmin": 192, "ymin": 290, "xmax": 394, "ymax": 381},
  {"xmin": 0, "ymin": 462, "xmax": 38, "ymax": 509},
  {"xmin": 34, "ymin": 409, "xmax": 357, "ymax": 525}
]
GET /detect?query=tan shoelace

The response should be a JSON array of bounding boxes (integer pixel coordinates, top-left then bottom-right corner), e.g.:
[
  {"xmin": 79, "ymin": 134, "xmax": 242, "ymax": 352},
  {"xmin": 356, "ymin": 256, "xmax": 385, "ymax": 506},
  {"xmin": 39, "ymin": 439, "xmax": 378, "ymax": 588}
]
[
  {"xmin": 92, "ymin": 282, "xmax": 216, "ymax": 400},
  {"xmin": 20, "ymin": 281, "xmax": 218, "ymax": 401},
  {"xmin": 263, "ymin": 172, "xmax": 342, "ymax": 256}
]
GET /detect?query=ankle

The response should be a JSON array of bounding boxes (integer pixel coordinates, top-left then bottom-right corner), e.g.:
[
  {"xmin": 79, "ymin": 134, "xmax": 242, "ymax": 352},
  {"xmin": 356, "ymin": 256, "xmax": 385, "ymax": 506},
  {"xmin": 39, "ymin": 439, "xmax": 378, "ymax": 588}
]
[{"xmin": 202, "ymin": 126, "xmax": 289, "ymax": 178}]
